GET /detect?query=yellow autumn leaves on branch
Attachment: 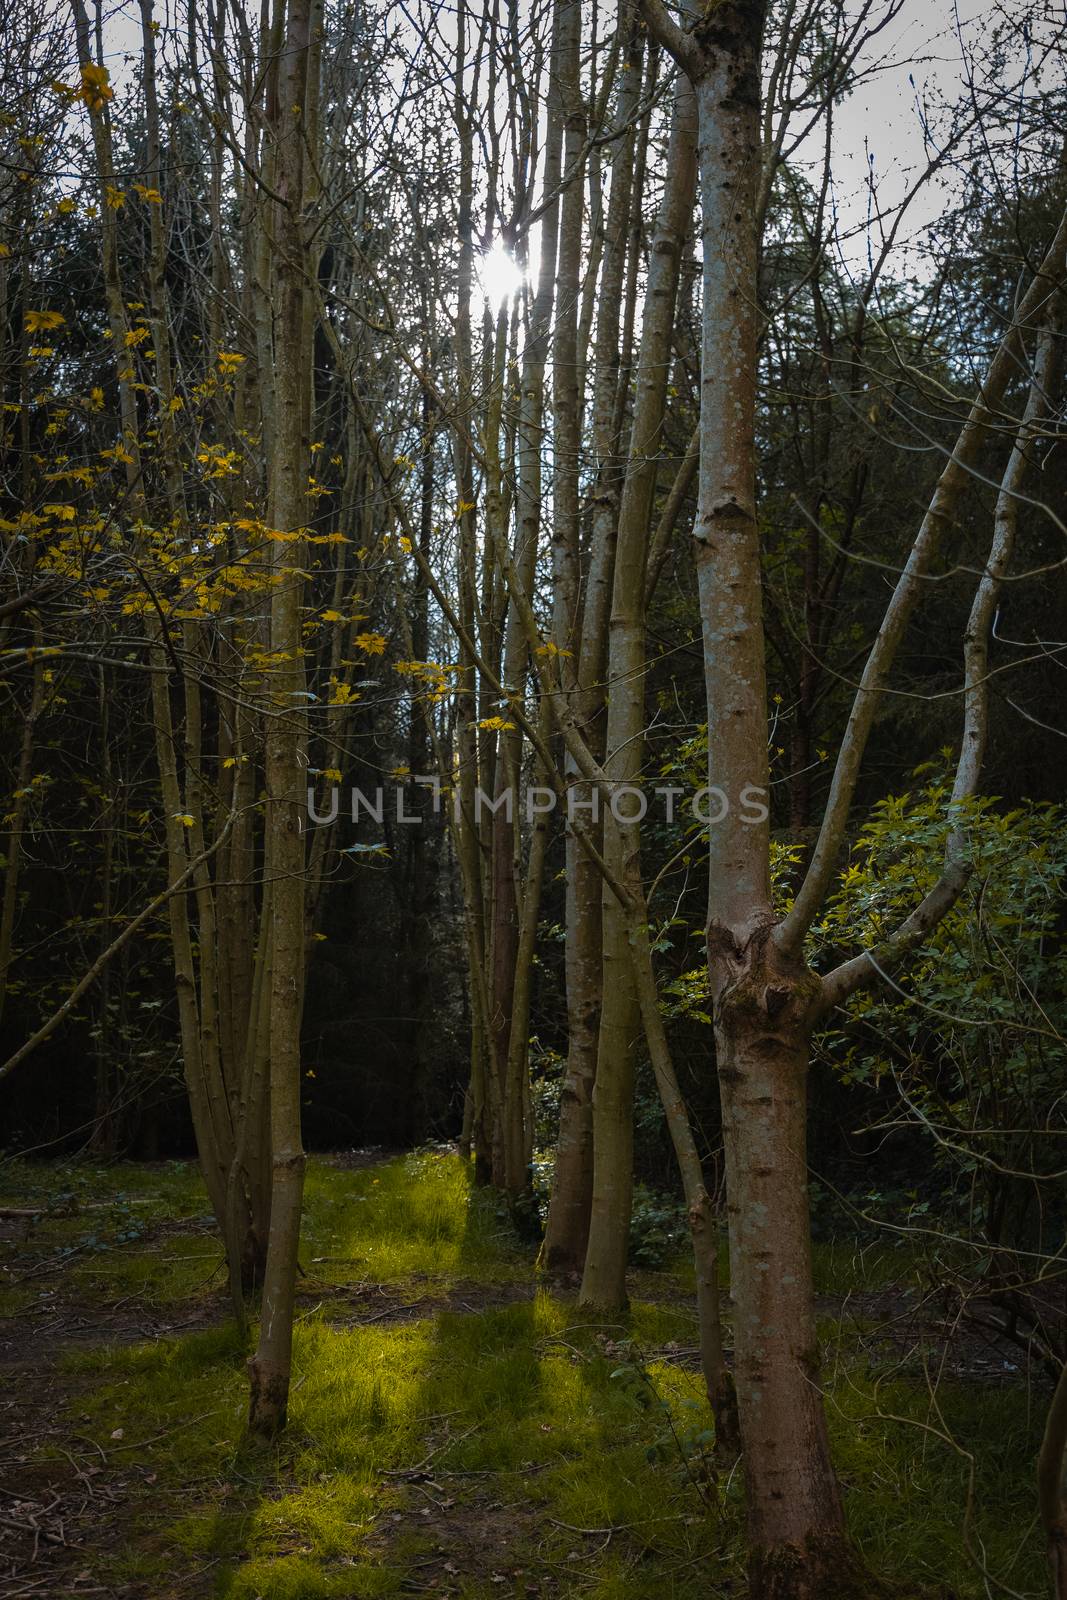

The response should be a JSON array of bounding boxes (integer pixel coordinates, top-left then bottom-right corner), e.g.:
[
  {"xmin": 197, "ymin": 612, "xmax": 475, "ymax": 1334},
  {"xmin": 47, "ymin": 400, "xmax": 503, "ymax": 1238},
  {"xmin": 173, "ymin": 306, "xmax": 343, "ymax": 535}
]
[
  {"xmin": 78, "ymin": 63, "xmax": 113, "ymax": 112},
  {"xmin": 24, "ymin": 310, "xmax": 65, "ymax": 333},
  {"xmin": 48, "ymin": 63, "xmax": 113, "ymax": 112}
]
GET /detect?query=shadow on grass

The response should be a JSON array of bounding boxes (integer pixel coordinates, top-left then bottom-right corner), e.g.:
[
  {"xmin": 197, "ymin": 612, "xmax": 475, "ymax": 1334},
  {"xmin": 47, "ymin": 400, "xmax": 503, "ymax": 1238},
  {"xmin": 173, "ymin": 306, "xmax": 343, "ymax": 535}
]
[
  {"xmin": 191, "ymin": 1156, "xmax": 731, "ymax": 1598},
  {"xmin": 51, "ymin": 1153, "xmax": 1050, "ymax": 1600}
]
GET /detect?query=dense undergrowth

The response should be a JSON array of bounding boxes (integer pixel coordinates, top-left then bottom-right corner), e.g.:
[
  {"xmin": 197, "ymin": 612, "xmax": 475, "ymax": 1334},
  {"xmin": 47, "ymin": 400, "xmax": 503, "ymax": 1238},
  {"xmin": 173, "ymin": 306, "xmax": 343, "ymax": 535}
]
[{"xmin": 0, "ymin": 1152, "xmax": 1048, "ymax": 1597}]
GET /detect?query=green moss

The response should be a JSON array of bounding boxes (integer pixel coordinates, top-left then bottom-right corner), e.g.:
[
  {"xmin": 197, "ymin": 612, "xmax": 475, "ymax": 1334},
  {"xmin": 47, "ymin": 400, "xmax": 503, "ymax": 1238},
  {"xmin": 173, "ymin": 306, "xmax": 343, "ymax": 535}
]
[
  {"xmin": 222, "ymin": 1553, "xmax": 400, "ymax": 1598},
  {"xmin": 4, "ymin": 1151, "xmax": 524, "ymax": 1317},
  {"xmin": 299, "ymin": 1150, "xmax": 528, "ymax": 1286},
  {"xmin": 7, "ymin": 1153, "xmax": 1047, "ymax": 1598}
]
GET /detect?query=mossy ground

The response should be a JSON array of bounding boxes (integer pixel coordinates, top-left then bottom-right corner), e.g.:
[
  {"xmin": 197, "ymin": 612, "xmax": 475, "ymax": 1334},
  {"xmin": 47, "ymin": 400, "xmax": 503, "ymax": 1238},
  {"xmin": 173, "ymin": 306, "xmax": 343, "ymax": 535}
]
[{"xmin": 0, "ymin": 1151, "xmax": 1047, "ymax": 1598}]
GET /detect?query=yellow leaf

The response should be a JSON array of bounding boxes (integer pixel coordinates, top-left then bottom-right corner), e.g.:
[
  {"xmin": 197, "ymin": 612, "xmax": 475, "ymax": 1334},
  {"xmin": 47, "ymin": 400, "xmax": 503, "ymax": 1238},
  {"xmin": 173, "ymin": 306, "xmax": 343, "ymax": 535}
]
[
  {"xmin": 354, "ymin": 631, "xmax": 386, "ymax": 656},
  {"xmin": 25, "ymin": 310, "xmax": 65, "ymax": 332},
  {"xmin": 327, "ymin": 676, "xmax": 360, "ymax": 706},
  {"xmin": 79, "ymin": 62, "xmax": 113, "ymax": 112}
]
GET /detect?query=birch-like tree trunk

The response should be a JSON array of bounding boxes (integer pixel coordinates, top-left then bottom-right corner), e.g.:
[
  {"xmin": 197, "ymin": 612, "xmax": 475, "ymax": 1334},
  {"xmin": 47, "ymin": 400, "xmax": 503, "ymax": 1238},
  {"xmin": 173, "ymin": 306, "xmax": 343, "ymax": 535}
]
[
  {"xmin": 644, "ymin": 0, "xmax": 1067, "ymax": 1586},
  {"xmin": 579, "ymin": 64, "xmax": 697, "ymax": 1312},
  {"xmin": 543, "ymin": 13, "xmax": 643, "ymax": 1272},
  {"xmin": 247, "ymin": 0, "xmax": 314, "ymax": 1435},
  {"xmin": 640, "ymin": 1, "xmax": 875, "ymax": 1583}
]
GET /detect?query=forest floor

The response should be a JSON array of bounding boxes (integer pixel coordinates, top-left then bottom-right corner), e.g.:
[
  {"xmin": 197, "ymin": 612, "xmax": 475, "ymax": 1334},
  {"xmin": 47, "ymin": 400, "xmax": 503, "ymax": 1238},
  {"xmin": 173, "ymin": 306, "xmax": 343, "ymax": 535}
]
[{"xmin": 0, "ymin": 1150, "xmax": 1049, "ymax": 1599}]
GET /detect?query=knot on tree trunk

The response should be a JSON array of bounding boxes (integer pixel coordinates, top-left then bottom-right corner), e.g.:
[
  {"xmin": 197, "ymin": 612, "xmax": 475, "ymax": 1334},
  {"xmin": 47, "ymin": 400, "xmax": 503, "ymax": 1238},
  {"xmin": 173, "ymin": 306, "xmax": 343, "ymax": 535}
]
[
  {"xmin": 694, "ymin": 493, "xmax": 758, "ymax": 542},
  {"xmin": 710, "ymin": 919, "xmax": 822, "ymax": 1038}
]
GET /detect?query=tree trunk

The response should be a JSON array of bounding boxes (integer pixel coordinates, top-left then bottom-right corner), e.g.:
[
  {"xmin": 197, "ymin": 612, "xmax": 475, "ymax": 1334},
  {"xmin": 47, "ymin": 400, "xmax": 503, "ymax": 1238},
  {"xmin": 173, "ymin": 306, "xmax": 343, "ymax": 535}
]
[
  {"xmin": 542, "ymin": 845, "xmax": 600, "ymax": 1269},
  {"xmin": 247, "ymin": 0, "xmax": 313, "ymax": 1436},
  {"xmin": 639, "ymin": 0, "xmax": 879, "ymax": 1586},
  {"xmin": 451, "ymin": 0, "xmax": 497, "ymax": 1187},
  {"xmin": 503, "ymin": 745, "xmax": 551, "ymax": 1195},
  {"xmin": 627, "ymin": 907, "xmax": 738, "ymax": 1455},
  {"xmin": 713, "ymin": 934, "xmax": 861, "ymax": 1593},
  {"xmin": 543, "ymin": 12, "xmax": 642, "ymax": 1277},
  {"xmin": 0, "ymin": 651, "xmax": 44, "ymax": 1029},
  {"xmin": 580, "ymin": 64, "xmax": 696, "ymax": 1313},
  {"xmin": 539, "ymin": 0, "xmax": 602, "ymax": 1266}
]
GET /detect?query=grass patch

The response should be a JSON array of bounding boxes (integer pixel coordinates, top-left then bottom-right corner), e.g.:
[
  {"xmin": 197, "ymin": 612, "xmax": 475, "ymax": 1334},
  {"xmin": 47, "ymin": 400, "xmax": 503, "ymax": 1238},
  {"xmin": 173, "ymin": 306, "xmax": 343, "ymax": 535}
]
[
  {"xmin": 829, "ymin": 1367, "xmax": 1043, "ymax": 1594},
  {"xmin": 812, "ymin": 1235, "xmax": 925, "ymax": 1296},
  {"xmin": 1, "ymin": 1149, "xmax": 524, "ymax": 1316},
  {"xmin": 68, "ymin": 1294, "xmax": 742, "ymax": 1598},
  {"xmin": 300, "ymin": 1150, "xmax": 527, "ymax": 1287},
  {"xmin": 0, "ymin": 1157, "xmax": 214, "ymax": 1313},
  {"xmin": 7, "ymin": 1151, "xmax": 1050, "ymax": 1598},
  {"xmin": 66, "ymin": 1286, "xmax": 1046, "ymax": 1598}
]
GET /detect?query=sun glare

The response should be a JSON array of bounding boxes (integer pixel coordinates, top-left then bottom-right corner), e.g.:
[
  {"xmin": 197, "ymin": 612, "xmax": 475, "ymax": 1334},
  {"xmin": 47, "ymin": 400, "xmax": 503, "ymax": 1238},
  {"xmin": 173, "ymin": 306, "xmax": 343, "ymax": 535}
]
[{"xmin": 478, "ymin": 241, "xmax": 525, "ymax": 311}]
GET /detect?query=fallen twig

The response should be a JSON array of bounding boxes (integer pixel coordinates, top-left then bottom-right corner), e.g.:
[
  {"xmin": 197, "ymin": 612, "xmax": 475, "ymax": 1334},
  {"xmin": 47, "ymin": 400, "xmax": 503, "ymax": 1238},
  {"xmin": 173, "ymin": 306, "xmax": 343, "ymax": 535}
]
[{"xmin": 384, "ymin": 1422, "xmax": 481, "ymax": 1479}]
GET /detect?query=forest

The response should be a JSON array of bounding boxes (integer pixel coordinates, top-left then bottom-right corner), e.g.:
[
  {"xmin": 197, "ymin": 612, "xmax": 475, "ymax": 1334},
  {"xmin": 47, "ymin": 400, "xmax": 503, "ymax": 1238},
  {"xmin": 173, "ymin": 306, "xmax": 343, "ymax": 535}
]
[{"xmin": 0, "ymin": 0, "xmax": 1066, "ymax": 1594}]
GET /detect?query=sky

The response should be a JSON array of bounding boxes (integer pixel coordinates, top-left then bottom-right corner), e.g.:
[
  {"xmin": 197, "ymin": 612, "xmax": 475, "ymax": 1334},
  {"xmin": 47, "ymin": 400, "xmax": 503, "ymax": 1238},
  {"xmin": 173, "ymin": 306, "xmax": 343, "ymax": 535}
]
[
  {"xmin": 824, "ymin": 0, "xmax": 1063, "ymax": 275},
  {"xmin": 93, "ymin": 0, "xmax": 1059, "ymax": 291}
]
